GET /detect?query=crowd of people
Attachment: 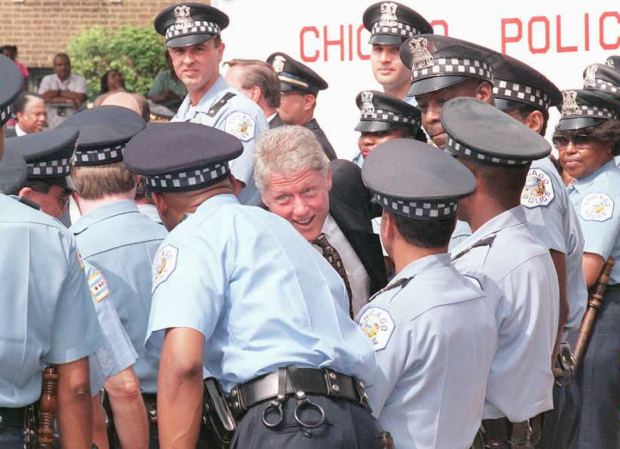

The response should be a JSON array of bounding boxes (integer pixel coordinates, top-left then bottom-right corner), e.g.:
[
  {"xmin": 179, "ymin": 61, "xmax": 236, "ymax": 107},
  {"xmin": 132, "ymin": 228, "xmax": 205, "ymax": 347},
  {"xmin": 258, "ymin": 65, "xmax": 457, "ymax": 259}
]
[{"xmin": 0, "ymin": 1, "xmax": 619, "ymax": 449}]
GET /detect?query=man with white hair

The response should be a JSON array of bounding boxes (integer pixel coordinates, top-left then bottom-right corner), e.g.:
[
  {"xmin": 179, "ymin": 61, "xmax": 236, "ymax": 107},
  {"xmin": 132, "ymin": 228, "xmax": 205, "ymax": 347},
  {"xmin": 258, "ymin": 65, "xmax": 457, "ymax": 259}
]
[{"xmin": 255, "ymin": 126, "xmax": 386, "ymax": 316}]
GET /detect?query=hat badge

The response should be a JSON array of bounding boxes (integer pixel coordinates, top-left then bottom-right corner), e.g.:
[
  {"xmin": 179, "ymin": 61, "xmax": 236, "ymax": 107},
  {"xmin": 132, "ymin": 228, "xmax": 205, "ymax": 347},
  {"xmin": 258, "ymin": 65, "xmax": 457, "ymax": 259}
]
[
  {"xmin": 584, "ymin": 65, "xmax": 598, "ymax": 88},
  {"xmin": 360, "ymin": 91, "xmax": 375, "ymax": 116},
  {"xmin": 561, "ymin": 90, "xmax": 580, "ymax": 117},
  {"xmin": 409, "ymin": 37, "xmax": 434, "ymax": 70},
  {"xmin": 607, "ymin": 59, "xmax": 615, "ymax": 69},
  {"xmin": 272, "ymin": 55, "xmax": 286, "ymax": 73},
  {"xmin": 379, "ymin": 2, "xmax": 398, "ymax": 27},
  {"xmin": 174, "ymin": 5, "xmax": 195, "ymax": 31}
]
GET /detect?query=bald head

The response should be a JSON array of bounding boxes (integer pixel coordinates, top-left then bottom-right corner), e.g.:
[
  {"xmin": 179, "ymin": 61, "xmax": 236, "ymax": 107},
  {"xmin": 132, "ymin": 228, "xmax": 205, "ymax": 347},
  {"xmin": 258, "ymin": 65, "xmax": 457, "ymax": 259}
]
[{"xmin": 101, "ymin": 92, "xmax": 149, "ymax": 121}]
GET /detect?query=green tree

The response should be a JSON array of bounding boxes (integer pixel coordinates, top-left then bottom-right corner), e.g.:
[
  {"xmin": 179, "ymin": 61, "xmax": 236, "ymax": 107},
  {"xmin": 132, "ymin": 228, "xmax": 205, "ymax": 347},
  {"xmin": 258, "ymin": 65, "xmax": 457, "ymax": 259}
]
[{"xmin": 67, "ymin": 25, "xmax": 165, "ymax": 98}]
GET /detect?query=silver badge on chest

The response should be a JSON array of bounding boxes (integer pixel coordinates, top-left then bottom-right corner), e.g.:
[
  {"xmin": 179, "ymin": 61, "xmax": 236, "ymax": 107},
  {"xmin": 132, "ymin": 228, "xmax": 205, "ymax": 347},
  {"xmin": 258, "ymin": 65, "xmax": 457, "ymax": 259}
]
[
  {"xmin": 584, "ymin": 65, "xmax": 598, "ymax": 88},
  {"xmin": 272, "ymin": 55, "xmax": 286, "ymax": 74},
  {"xmin": 174, "ymin": 5, "xmax": 195, "ymax": 31},
  {"xmin": 379, "ymin": 2, "xmax": 398, "ymax": 27},
  {"xmin": 409, "ymin": 37, "xmax": 434, "ymax": 70},
  {"xmin": 561, "ymin": 90, "xmax": 580, "ymax": 117},
  {"xmin": 360, "ymin": 91, "xmax": 375, "ymax": 116}
]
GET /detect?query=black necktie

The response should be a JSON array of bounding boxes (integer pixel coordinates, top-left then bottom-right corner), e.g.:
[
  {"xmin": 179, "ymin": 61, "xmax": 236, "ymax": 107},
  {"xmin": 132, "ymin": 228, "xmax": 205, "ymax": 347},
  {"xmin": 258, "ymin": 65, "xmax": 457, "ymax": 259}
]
[{"xmin": 314, "ymin": 233, "xmax": 354, "ymax": 318}]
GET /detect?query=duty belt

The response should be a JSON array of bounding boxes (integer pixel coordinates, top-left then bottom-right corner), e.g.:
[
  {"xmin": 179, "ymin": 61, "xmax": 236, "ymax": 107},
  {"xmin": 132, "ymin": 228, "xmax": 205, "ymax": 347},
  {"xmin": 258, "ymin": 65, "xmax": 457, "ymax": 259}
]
[
  {"xmin": 228, "ymin": 367, "xmax": 369, "ymax": 417},
  {"xmin": 0, "ymin": 407, "xmax": 28, "ymax": 430},
  {"xmin": 481, "ymin": 415, "xmax": 542, "ymax": 448}
]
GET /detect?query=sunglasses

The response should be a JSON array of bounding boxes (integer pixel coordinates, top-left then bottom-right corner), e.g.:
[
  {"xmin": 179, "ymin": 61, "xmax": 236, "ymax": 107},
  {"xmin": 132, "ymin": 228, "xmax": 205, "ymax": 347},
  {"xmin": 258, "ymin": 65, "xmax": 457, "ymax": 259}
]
[{"xmin": 552, "ymin": 134, "xmax": 595, "ymax": 149}]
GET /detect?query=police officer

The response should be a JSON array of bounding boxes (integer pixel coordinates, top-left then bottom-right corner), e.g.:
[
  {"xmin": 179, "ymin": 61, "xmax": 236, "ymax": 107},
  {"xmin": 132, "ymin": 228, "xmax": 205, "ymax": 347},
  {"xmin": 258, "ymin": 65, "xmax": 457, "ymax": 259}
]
[
  {"xmin": 445, "ymin": 98, "xmax": 559, "ymax": 449},
  {"xmin": 5, "ymin": 128, "xmax": 146, "ymax": 449},
  {"xmin": 154, "ymin": 2, "xmax": 267, "ymax": 205},
  {"xmin": 354, "ymin": 90, "xmax": 422, "ymax": 165},
  {"xmin": 357, "ymin": 138, "xmax": 497, "ymax": 448},
  {"xmin": 61, "ymin": 106, "xmax": 165, "ymax": 449},
  {"xmin": 266, "ymin": 51, "xmax": 337, "ymax": 160},
  {"xmin": 123, "ymin": 122, "xmax": 379, "ymax": 448},
  {"xmin": 554, "ymin": 86, "xmax": 620, "ymax": 449},
  {"xmin": 0, "ymin": 54, "xmax": 101, "ymax": 449}
]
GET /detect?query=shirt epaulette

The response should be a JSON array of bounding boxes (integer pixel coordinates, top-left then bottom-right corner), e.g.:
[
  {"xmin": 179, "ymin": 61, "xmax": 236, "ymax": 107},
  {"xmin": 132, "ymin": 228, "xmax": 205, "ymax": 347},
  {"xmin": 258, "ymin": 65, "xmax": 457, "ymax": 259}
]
[
  {"xmin": 208, "ymin": 92, "xmax": 236, "ymax": 117},
  {"xmin": 451, "ymin": 234, "xmax": 497, "ymax": 261}
]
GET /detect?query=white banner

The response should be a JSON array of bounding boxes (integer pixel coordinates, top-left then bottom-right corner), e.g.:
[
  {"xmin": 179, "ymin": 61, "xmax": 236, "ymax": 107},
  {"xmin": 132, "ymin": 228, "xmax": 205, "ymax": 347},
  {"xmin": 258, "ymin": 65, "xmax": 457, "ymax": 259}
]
[{"xmin": 213, "ymin": 0, "xmax": 619, "ymax": 158}]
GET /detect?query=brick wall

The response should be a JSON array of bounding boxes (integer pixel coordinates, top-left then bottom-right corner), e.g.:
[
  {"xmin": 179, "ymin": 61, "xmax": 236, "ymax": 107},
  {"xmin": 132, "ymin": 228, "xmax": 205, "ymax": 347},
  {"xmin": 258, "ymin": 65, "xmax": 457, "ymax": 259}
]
[{"xmin": 0, "ymin": 0, "xmax": 209, "ymax": 68}]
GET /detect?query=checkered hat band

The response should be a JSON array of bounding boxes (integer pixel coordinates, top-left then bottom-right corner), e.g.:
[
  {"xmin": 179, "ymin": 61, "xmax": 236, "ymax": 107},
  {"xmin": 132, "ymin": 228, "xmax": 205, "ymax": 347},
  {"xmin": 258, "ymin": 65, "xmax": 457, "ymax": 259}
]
[
  {"xmin": 592, "ymin": 79, "xmax": 618, "ymax": 94},
  {"xmin": 371, "ymin": 21, "xmax": 418, "ymax": 38},
  {"xmin": 493, "ymin": 80, "xmax": 550, "ymax": 110},
  {"xmin": 74, "ymin": 144, "xmax": 124, "ymax": 165},
  {"xmin": 27, "ymin": 158, "xmax": 71, "ymax": 177},
  {"xmin": 563, "ymin": 105, "xmax": 618, "ymax": 120},
  {"xmin": 147, "ymin": 163, "xmax": 230, "ymax": 190},
  {"xmin": 360, "ymin": 108, "xmax": 419, "ymax": 125},
  {"xmin": 0, "ymin": 105, "xmax": 11, "ymax": 125},
  {"xmin": 446, "ymin": 137, "xmax": 529, "ymax": 166},
  {"xmin": 375, "ymin": 192, "xmax": 458, "ymax": 219},
  {"xmin": 165, "ymin": 20, "xmax": 220, "ymax": 40},
  {"xmin": 412, "ymin": 58, "xmax": 493, "ymax": 82}
]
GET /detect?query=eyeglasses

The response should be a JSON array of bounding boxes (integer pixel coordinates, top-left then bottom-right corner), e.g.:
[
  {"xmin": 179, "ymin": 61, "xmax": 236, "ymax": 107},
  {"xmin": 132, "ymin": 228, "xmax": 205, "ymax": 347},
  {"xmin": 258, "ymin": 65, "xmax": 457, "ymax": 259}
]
[{"xmin": 552, "ymin": 134, "xmax": 594, "ymax": 149}]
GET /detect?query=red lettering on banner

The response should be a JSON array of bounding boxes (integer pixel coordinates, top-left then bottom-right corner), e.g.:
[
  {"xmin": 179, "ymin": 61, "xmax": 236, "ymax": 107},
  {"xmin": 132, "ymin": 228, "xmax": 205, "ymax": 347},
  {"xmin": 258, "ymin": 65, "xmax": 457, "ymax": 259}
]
[
  {"xmin": 501, "ymin": 18, "xmax": 522, "ymax": 53},
  {"xmin": 323, "ymin": 25, "xmax": 345, "ymax": 61},
  {"xmin": 584, "ymin": 13, "xmax": 590, "ymax": 51},
  {"xmin": 300, "ymin": 27, "xmax": 319, "ymax": 62},
  {"xmin": 528, "ymin": 16, "xmax": 550, "ymax": 54},
  {"xmin": 357, "ymin": 24, "xmax": 370, "ymax": 60},
  {"xmin": 431, "ymin": 20, "xmax": 448, "ymax": 36},
  {"xmin": 600, "ymin": 12, "xmax": 620, "ymax": 50},
  {"xmin": 556, "ymin": 15, "xmax": 577, "ymax": 52}
]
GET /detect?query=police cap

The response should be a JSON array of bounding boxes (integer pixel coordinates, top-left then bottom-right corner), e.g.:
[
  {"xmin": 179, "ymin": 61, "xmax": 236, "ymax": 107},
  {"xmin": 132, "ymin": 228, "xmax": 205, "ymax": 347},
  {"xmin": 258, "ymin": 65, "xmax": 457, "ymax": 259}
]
[
  {"xmin": 606, "ymin": 55, "xmax": 619, "ymax": 73},
  {"xmin": 0, "ymin": 54, "xmax": 23, "ymax": 127},
  {"xmin": 59, "ymin": 106, "xmax": 146, "ymax": 166},
  {"xmin": 154, "ymin": 2, "xmax": 229, "ymax": 48},
  {"xmin": 557, "ymin": 88, "xmax": 620, "ymax": 131},
  {"xmin": 362, "ymin": 138, "xmax": 475, "ymax": 220},
  {"xmin": 363, "ymin": 2, "xmax": 433, "ymax": 46},
  {"xmin": 400, "ymin": 34, "xmax": 496, "ymax": 98},
  {"xmin": 123, "ymin": 122, "xmax": 243, "ymax": 192},
  {"xmin": 0, "ymin": 146, "xmax": 26, "ymax": 194},
  {"xmin": 267, "ymin": 52, "xmax": 327, "ymax": 95},
  {"xmin": 355, "ymin": 90, "xmax": 421, "ymax": 133},
  {"xmin": 583, "ymin": 63, "xmax": 620, "ymax": 100},
  {"xmin": 441, "ymin": 97, "xmax": 551, "ymax": 167}
]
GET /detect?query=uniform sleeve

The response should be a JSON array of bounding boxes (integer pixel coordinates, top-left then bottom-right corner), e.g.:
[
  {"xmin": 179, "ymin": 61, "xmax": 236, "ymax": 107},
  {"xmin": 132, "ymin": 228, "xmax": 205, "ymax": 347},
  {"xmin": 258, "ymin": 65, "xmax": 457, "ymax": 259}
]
[
  {"xmin": 145, "ymin": 237, "xmax": 227, "ymax": 352},
  {"xmin": 521, "ymin": 169, "xmax": 567, "ymax": 253},
  {"xmin": 45, "ymin": 234, "xmax": 102, "ymax": 364},
  {"xmin": 577, "ymin": 195, "xmax": 620, "ymax": 259}
]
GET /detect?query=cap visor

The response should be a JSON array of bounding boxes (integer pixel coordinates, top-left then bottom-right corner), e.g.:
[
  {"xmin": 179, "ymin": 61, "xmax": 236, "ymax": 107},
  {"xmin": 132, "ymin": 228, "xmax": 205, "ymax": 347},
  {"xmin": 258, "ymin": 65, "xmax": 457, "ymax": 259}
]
[
  {"xmin": 494, "ymin": 98, "xmax": 527, "ymax": 112},
  {"xmin": 355, "ymin": 121, "xmax": 399, "ymax": 133},
  {"xmin": 408, "ymin": 76, "xmax": 469, "ymax": 97},
  {"xmin": 166, "ymin": 33, "xmax": 213, "ymax": 48},
  {"xmin": 556, "ymin": 117, "xmax": 607, "ymax": 131},
  {"xmin": 369, "ymin": 34, "xmax": 404, "ymax": 46}
]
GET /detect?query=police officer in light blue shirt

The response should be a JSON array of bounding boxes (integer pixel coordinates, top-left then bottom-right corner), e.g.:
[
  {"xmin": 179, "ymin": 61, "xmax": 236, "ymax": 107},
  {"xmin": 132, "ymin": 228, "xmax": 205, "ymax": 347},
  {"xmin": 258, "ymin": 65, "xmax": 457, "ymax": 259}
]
[
  {"xmin": 61, "ymin": 106, "xmax": 166, "ymax": 448},
  {"xmin": 357, "ymin": 138, "xmax": 497, "ymax": 449},
  {"xmin": 154, "ymin": 2, "xmax": 267, "ymax": 205},
  {"xmin": 123, "ymin": 121, "xmax": 379, "ymax": 449},
  {"xmin": 0, "ymin": 55, "xmax": 101, "ymax": 449},
  {"xmin": 445, "ymin": 98, "xmax": 559, "ymax": 449},
  {"xmin": 555, "ymin": 86, "xmax": 620, "ymax": 449}
]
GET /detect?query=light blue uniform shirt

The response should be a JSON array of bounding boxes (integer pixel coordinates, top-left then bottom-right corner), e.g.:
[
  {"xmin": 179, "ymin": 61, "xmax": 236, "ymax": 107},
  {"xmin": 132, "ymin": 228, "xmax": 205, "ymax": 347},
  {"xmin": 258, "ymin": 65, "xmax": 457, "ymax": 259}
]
[
  {"xmin": 522, "ymin": 157, "xmax": 587, "ymax": 331},
  {"xmin": 145, "ymin": 194, "xmax": 376, "ymax": 392},
  {"xmin": 0, "ymin": 194, "xmax": 100, "ymax": 407},
  {"xmin": 357, "ymin": 254, "xmax": 497, "ymax": 449},
  {"xmin": 449, "ymin": 219, "xmax": 472, "ymax": 252},
  {"xmin": 85, "ymin": 262, "xmax": 138, "ymax": 395},
  {"xmin": 451, "ymin": 206, "xmax": 559, "ymax": 422},
  {"xmin": 568, "ymin": 159, "xmax": 620, "ymax": 284},
  {"xmin": 173, "ymin": 76, "xmax": 268, "ymax": 204},
  {"xmin": 71, "ymin": 200, "xmax": 166, "ymax": 393}
]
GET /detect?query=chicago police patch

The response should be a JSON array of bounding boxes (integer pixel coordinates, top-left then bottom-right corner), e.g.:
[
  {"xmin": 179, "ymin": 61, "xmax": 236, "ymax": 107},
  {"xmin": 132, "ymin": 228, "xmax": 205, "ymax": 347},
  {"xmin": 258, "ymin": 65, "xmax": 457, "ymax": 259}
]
[
  {"xmin": 152, "ymin": 245, "xmax": 178, "ymax": 292},
  {"xmin": 88, "ymin": 270, "xmax": 110, "ymax": 303},
  {"xmin": 521, "ymin": 168, "xmax": 554, "ymax": 208},
  {"xmin": 225, "ymin": 112, "xmax": 255, "ymax": 142},
  {"xmin": 358, "ymin": 307, "xmax": 395, "ymax": 351},
  {"xmin": 580, "ymin": 193, "xmax": 614, "ymax": 221}
]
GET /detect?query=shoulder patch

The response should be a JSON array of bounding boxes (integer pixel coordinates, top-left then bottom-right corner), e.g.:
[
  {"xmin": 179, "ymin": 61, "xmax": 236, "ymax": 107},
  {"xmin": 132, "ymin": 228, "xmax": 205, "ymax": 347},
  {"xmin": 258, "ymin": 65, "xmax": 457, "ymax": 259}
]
[
  {"xmin": 521, "ymin": 168, "xmax": 554, "ymax": 208},
  {"xmin": 580, "ymin": 193, "xmax": 614, "ymax": 221},
  {"xmin": 224, "ymin": 112, "xmax": 255, "ymax": 142},
  {"xmin": 358, "ymin": 307, "xmax": 395, "ymax": 351},
  {"xmin": 88, "ymin": 270, "xmax": 110, "ymax": 303},
  {"xmin": 152, "ymin": 245, "xmax": 179, "ymax": 292}
]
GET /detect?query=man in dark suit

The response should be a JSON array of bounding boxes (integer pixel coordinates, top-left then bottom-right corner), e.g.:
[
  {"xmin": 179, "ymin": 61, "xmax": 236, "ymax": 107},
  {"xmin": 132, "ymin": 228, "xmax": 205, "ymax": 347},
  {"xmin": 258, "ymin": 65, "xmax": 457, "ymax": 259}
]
[
  {"xmin": 266, "ymin": 52, "xmax": 337, "ymax": 160},
  {"xmin": 255, "ymin": 125, "xmax": 387, "ymax": 316}
]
